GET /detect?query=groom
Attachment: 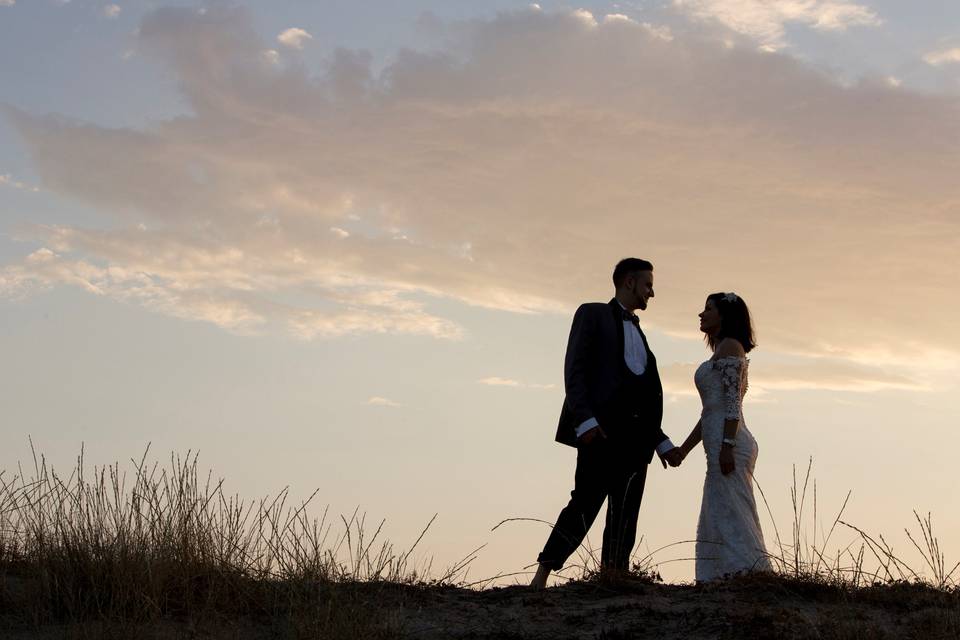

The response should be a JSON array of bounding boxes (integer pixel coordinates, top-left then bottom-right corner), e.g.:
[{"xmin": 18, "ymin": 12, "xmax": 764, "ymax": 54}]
[{"xmin": 530, "ymin": 258, "xmax": 682, "ymax": 588}]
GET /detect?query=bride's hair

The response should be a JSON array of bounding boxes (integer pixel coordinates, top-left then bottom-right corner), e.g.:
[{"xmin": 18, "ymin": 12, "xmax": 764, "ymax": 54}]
[{"xmin": 705, "ymin": 292, "xmax": 756, "ymax": 354}]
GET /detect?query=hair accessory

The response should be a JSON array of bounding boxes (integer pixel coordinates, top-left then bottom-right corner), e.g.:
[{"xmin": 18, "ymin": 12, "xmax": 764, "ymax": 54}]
[{"xmin": 723, "ymin": 292, "xmax": 738, "ymax": 303}]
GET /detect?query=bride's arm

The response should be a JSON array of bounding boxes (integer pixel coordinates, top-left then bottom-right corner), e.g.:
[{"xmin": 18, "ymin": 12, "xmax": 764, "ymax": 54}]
[
  {"xmin": 715, "ymin": 338, "xmax": 746, "ymax": 475},
  {"xmin": 679, "ymin": 419, "xmax": 702, "ymax": 458},
  {"xmin": 716, "ymin": 338, "xmax": 746, "ymax": 441}
]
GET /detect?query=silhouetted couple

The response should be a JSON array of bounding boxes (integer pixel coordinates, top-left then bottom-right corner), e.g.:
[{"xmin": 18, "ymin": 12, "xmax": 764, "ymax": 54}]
[{"xmin": 530, "ymin": 258, "xmax": 772, "ymax": 588}]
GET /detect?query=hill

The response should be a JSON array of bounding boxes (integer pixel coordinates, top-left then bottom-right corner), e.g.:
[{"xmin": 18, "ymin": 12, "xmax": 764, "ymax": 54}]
[{"xmin": 3, "ymin": 571, "xmax": 959, "ymax": 639}]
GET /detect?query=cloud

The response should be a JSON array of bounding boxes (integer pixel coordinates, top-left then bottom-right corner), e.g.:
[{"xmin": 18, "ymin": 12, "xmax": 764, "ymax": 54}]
[
  {"xmin": 103, "ymin": 4, "xmax": 121, "ymax": 19},
  {"xmin": 603, "ymin": 14, "xmax": 634, "ymax": 25},
  {"xmin": 0, "ymin": 246, "xmax": 268, "ymax": 332},
  {"xmin": 0, "ymin": 0, "xmax": 15, "ymax": 7},
  {"xmin": 0, "ymin": 227, "xmax": 463, "ymax": 339},
  {"xmin": 478, "ymin": 377, "xmax": 556, "ymax": 389},
  {"xmin": 288, "ymin": 306, "xmax": 462, "ymax": 340},
  {"xmin": 277, "ymin": 27, "xmax": 312, "ymax": 50},
  {"xmin": 0, "ymin": 173, "xmax": 40, "ymax": 192},
  {"xmin": 367, "ymin": 396, "xmax": 400, "ymax": 407},
  {"xmin": 674, "ymin": 0, "xmax": 881, "ymax": 49},
  {"xmin": 659, "ymin": 358, "xmax": 928, "ymax": 397},
  {"xmin": 571, "ymin": 9, "xmax": 597, "ymax": 28},
  {"xmin": 923, "ymin": 48, "xmax": 960, "ymax": 67},
  {"xmin": 3, "ymin": 6, "xmax": 959, "ymax": 372},
  {"xmin": 261, "ymin": 49, "xmax": 280, "ymax": 66},
  {"xmin": 478, "ymin": 377, "xmax": 521, "ymax": 387}
]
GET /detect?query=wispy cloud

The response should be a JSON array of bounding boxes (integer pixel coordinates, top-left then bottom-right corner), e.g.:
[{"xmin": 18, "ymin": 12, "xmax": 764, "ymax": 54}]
[
  {"xmin": 571, "ymin": 9, "xmax": 597, "ymax": 27},
  {"xmin": 367, "ymin": 396, "xmax": 401, "ymax": 407},
  {"xmin": 0, "ymin": 227, "xmax": 462, "ymax": 339},
  {"xmin": 479, "ymin": 377, "xmax": 556, "ymax": 390},
  {"xmin": 0, "ymin": 247, "xmax": 268, "ymax": 332},
  {"xmin": 478, "ymin": 377, "xmax": 522, "ymax": 387},
  {"xmin": 659, "ymin": 358, "xmax": 929, "ymax": 397},
  {"xmin": 289, "ymin": 307, "xmax": 462, "ymax": 340},
  {"xmin": 277, "ymin": 27, "xmax": 312, "ymax": 50},
  {"xmin": 2, "ymin": 6, "xmax": 959, "ymax": 367},
  {"xmin": 603, "ymin": 14, "xmax": 634, "ymax": 25},
  {"xmin": 0, "ymin": 1, "xmax": 16, "ymax": 7},
  {"xmin": 674, "ymin": 0, "xmax": 881, "ymax": 49},
  {"xmin": 923, "ymin": 48, "xmax": 960, "ymax": 67},
  {"xmin": 102, "ymin": 4, "xmax": 121, "ymax": 19},
  {"xmin": 261, "ymin": 49, "xmax": 280, "ymax": 66},
  {"xmin": 0, "ymin": 173, "xmax": 40, "ymax": 192}
]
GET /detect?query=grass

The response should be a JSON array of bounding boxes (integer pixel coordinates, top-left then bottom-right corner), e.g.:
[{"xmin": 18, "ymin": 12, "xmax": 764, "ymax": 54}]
[
  {"xmin": 494, "ymin": 458, "xmax": 960, "ymax": 593},
  {"xmin": 755, "ymin": 459, "xmax": 960, "ymax": 591},
  {"xmin": 1, "ymin": 446, "xmax": 958, "ymax": 639},
  {"xmin": 0, "ymin": 442, "xmax": 472, "ymax": 638}
]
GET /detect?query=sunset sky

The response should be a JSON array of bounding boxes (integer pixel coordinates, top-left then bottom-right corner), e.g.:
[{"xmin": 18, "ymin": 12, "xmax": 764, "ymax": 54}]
[{"xmin": 2, "ymin": 0, "xmax": 959, "ymax": 584}]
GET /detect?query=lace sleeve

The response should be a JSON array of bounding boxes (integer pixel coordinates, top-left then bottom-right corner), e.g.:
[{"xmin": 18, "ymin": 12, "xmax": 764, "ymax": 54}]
[{"xmin": 715, "ymin": 356, "xmax": 747, "ymax": 421}]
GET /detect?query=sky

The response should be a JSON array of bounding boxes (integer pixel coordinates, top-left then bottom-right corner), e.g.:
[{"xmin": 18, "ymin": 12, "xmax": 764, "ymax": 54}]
[{"xmin": 2, "ymin": 0, "xmax": 960, "ymax": 585}]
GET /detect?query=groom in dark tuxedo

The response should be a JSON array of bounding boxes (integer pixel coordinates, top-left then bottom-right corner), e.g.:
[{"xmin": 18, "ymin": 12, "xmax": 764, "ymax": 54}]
[{"xmin": 530, "ymin": 258, "xmax": 682, "ymax": 588}]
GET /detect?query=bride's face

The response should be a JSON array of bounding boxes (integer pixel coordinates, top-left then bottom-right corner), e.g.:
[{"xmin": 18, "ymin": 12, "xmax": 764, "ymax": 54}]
[{"xmin": 699, "ymin": 299, "xmax": 721, "ymax": 335}]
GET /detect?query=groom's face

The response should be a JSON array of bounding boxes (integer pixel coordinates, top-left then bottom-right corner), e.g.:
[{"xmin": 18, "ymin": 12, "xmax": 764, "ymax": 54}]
[{"xmin": 629, "ymin": 271, "xmax": 655, "ymax": 311}]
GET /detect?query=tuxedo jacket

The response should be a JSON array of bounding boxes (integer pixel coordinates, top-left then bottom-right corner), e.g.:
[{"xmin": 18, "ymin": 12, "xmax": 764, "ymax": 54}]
[{"xmin": 555, "ymin": 299, "xmax": 667, "ymax": 461}]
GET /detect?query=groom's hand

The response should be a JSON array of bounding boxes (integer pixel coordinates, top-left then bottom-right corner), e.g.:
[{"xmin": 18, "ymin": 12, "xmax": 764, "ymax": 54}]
[
  {"xmin": 578, "ymin": 426, "xmax": 607, "ymax": 445},
  {"xmin": 662, "ymin": 448, "xmax": 684, "ymax": 468}
]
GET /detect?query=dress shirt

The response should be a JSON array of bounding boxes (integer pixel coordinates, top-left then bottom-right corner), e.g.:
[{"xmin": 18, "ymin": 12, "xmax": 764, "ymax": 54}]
[{"xmin": 574, "ymin": 301, "xmax": 675, "ymax": 455}]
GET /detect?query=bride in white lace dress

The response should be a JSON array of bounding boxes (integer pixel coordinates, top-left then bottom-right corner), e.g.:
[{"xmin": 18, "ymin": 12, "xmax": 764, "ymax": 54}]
[{"xmin": 678, "ymin": 292, "xmax": 773, "ymax": 582}]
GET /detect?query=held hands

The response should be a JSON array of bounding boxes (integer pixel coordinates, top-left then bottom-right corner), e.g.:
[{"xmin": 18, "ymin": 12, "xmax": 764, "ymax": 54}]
[
  {"xmin": 661, "ymin": 447, "xmax": 684, "ymax": 468},
  {"xmin": 579, "ymin": 428, "xmax": 687, "ymax": 470}
]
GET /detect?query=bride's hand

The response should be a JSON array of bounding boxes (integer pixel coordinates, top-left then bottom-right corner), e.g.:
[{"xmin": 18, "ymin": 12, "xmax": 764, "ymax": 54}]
[
  {"xmin": 719, "ymin": 445, "xmax": 735, "ymax": 475},
  {"xmin": 663, "ymin": 447, "xmax": 684, "ymax": 467}
]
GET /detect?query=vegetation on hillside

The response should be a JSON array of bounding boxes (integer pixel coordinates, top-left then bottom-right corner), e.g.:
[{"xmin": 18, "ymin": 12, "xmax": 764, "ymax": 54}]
[{"xmin": 1, "ymin": 447, "xmax": 956, "ymax": 638}]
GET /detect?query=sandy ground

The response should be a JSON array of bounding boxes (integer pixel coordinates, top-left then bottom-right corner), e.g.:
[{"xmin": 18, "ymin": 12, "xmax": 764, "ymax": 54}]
[
  {"xmin": 3, "ymin": 573, "xmax": 959, "ymax": 639},
  {"xmin": 387, "ymin": 574, "xmax": 960, "ymax": 639}
]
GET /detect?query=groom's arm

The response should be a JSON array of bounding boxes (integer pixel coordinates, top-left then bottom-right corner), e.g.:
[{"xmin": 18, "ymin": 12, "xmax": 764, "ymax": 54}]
[
  {"xmin": 639, "ymin": 357, "xmax": 680, "ymax": 465},
  {"xmin": 564, "ymin": 304, "xmax": 598, "ymax": 436},
  {"xmin": 655, "ymin": 435, "xmax": 681, "ymax": 466},
  {"xmin": 652, "ymin": 404, "xmax": 680, "ymax": 466}
]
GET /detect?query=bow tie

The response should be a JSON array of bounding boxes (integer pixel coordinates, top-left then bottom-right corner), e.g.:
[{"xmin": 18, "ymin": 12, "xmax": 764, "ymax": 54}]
[{"xmin": 622, "ymin": 310, "xmax": 640, "ymax": 326}]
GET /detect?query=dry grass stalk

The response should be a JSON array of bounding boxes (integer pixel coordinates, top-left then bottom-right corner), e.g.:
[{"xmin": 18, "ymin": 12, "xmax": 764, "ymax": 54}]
[
  {"xmin": 3, "ymin": 445, "xmax": 957, "ymax": 638},
  {"xmin": 0, "ymin": 441, "xmax": 468, "ymax": 634}
]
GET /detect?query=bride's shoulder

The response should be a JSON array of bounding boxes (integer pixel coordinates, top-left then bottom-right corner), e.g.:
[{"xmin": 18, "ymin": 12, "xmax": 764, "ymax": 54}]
[{"xmin": 712, "ymin": 338, "xmax": 747, "ymax": 360}]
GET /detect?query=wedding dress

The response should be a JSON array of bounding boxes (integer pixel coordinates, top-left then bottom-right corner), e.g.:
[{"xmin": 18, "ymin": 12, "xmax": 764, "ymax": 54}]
[{"xmin": 694, "ymin": 356, "xmax": 773, "ymax": 581}]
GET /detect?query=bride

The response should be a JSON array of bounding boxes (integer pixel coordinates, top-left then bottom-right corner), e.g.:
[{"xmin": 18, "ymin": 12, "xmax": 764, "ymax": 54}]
[{"xmin": 677, "ymin": 292, "xmax": 773, "ymax": 581}]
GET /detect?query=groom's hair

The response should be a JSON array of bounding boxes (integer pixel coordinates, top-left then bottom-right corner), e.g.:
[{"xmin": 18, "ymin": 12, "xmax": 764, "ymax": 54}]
[
  {"xmin": 612, "ymin": 258, "xmax": 653, "ymax": 288},
  {"xmin": 706, "ymin": 292, "xmax": 757, "ymax": 354}
]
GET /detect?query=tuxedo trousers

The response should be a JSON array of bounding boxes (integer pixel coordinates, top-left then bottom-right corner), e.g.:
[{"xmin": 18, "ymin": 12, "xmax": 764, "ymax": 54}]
[{"xmin": 537, "ymin": 438, "xmax": 649, "ymax": 571}]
